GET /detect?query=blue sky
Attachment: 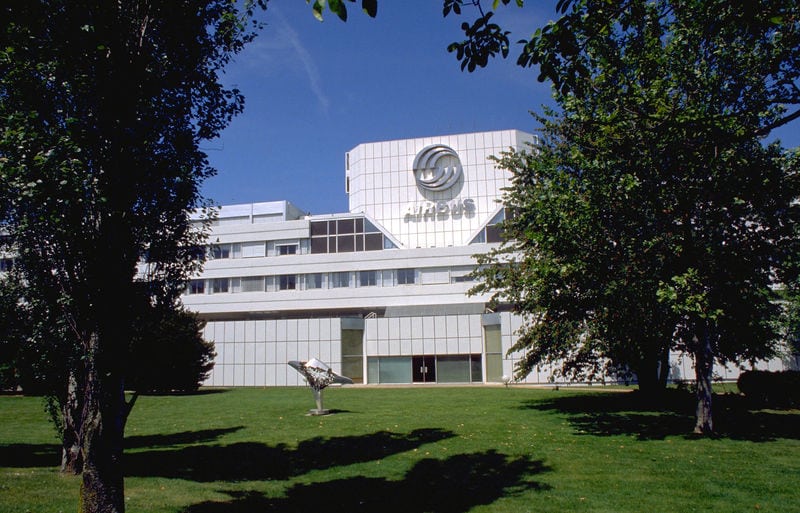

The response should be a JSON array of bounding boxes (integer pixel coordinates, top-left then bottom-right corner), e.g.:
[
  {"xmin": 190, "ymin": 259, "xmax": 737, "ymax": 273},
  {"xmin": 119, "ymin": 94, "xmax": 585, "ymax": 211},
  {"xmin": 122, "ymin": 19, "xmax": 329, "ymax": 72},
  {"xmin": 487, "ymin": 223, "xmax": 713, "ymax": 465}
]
[
  {"xmin": 203, "ymin": 0, "xmax": 799, "ymax": 215},
  {"xmin": 202, "ymin": 1, "xmax": 555, "ymax": 214}
]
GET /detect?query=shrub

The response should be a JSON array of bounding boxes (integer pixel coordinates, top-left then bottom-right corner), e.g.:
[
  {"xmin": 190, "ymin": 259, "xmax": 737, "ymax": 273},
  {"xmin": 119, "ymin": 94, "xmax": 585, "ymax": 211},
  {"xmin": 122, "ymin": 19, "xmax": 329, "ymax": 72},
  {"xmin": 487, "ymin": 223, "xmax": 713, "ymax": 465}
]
[
  {"xmin": 126, "ymin": 308, "xmax": 215, "ymax": 394},
  {"xmin": 737, "ymin": 370, "xmax": 800, "ymax": 408}
]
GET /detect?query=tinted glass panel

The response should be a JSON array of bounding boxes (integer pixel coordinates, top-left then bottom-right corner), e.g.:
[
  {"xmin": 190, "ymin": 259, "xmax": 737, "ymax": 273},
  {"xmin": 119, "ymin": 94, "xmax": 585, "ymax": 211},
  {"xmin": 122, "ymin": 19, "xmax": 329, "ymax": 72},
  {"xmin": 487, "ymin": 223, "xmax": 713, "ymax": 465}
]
[
  {"xmin": 337, "ymin": 235, "xmax": 355, "ymax": 252},
  {"xmin": 397, "ymin": 268, "xmax": 415, "ymax": 285},
  {"xmin": 342, "ymin": 357, "xmax": 363, "ymax": 383},
  {"xmin": 367, "ymin": 358, "xmax": 379, "ymax": 384},
  {"xmin": 310, "ymin": 237, "xmax": 328, "ymax": 254},
  {"xmin": 306, "ymin": 273, "xmax": 323, "ymax": 289},
  {"xmin": 365, "ymin": 233, "xmax": 383, "ymax": 251},
  {"xmin": 341, "ymin": 330, "xmax": 363, "ymax": 356},
  {"xmin": 310, "ymin": 221, "xmax": 328, "ymax": 236},
  {"xmin": 379, "ymin": 357, "xmax": 412, "ymax": 384},
  {"xmin": 471, "ymin": 354, "xmax": 483, "ymax": 382},
  {"xmin": 359, "ymin": 271, "xmax": 376, "ymax": 287},
  {"xmin": 486, "ymin": 224, "xmax": 503, "ymax": 243},
  {"xmin": 437, "ymin": 355, "xmax": 471, "ymax": 383},
  {"xmin": 337, "ymin": 218, "xmax": 355, "ymax": 234}
]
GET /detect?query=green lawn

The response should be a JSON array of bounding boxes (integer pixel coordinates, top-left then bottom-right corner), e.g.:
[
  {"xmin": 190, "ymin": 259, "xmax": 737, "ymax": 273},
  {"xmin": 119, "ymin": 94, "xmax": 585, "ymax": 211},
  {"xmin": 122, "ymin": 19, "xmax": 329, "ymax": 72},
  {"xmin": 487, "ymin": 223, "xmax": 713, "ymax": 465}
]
[{"xmin": 1, "ymin": 386, "xmax": 798, "ymax": 512}]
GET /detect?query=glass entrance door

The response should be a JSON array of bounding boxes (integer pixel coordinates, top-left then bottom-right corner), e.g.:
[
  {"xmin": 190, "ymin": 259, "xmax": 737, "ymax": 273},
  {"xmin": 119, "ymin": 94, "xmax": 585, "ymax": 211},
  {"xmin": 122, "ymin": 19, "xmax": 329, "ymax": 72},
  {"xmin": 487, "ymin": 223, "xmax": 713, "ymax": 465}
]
[{"xmin": 412, "ymin": 355, "xmax": 436, "ymax": 383}]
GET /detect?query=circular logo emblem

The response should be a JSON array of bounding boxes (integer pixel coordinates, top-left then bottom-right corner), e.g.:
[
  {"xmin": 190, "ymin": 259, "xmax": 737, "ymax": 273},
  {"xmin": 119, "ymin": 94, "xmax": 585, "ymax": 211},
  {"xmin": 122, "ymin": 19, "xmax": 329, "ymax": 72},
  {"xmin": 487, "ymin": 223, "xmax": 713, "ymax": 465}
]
[{"xmin": 412, "ymin": 145, "xmax": 463, "ymax": 192}]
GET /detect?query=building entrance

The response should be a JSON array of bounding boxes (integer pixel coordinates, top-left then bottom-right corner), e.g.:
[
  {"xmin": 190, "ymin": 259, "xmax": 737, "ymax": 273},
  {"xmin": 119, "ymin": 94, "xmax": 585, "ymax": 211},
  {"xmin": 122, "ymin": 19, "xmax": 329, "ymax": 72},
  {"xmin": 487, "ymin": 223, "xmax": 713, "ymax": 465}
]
[{"xmin": 412, "ymin": 355, "xmax": 436, "ymax": 383}]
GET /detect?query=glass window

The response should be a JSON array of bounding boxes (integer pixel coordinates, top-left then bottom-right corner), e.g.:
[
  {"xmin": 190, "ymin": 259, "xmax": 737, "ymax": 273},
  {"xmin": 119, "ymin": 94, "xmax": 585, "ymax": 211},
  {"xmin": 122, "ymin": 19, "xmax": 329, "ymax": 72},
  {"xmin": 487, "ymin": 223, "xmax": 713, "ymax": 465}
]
[
  {"xmin": 241, "ymin": 241, "xmax": 266, "ymax": 258},
  {"xmin": 330, "ymin": 271, "xmax": 350, "ymax": 288},
  {"xmin": 310, "ymin": 221, "xmax": 328, "ymax": 236},
  {"xmin": 486, "ymin": 224, "xmax": 503, "ymax": 243},
  {"xmin": 305, "ymin": 273, "xmax": 323, "ymax": 290},
  {"xmin": 210, "ymin": 278, "xmax": 228, "ymax": 293},
  {"xmin": 484, "ymin": 325, "xmax": 503, "ymax": 382},
  {"xmin": 364, "ymin": 219, "xmax": 379, "ymax": 233},
  {"xmin": 187, "ymin": 279, "xmax": 204, "ymax": 295},
  {"xmin": 397, "ymin": 268, "xmax": 415, "ymax": 285},
  {"xmin": 341, "ymin": 329, "xmax": 364, "ymax": 383},
  {"xmin": 359, "ymin": 270, "xmax": 377, "ymax": 287},
  {"xmin": 471, "ymin": 354, "xmax": 483, "ymax": 382},
  {"xmin": 311, "ymin": 237, "xmax": 328, "ymax": 254},
  {"xmin": 337, "ymin": 235, "xmax": 355, "ymax": 252},
  {"xmin": 437, "ymin": 355, "xmax": 471, "ymax": 383},
  {"xmin": 365, "ymin": 233, "xmax": 383, "ymax": 251},
  {"xmin": 278, "ymin": 274, "xmax": 296, "ymax": 290},
  {"xmin": 337, "ymin": 218, "xmax": 355, "ymax": 234},
  {"xmin": 210, "ymin": 244, "xmax": 230, "ymax": 259},
  {"xmin": 376, "ymin": 357, "xmax": 412, "ymax": 384},
  {"xmin": 278, "ymin": 244, "xmax": 298, "ymax": 255},
  {"xmin": 241, "ymin": 276, "xmax": 264, "ymax": 292}
]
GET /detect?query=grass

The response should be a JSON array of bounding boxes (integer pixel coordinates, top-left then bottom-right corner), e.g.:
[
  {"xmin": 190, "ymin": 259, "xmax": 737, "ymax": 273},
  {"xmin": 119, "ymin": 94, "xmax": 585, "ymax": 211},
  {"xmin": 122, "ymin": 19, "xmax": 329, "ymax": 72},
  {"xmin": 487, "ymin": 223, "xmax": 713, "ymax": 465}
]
[{"xmin": 1, "ymin": 385, "xmax": 799, "ymax": 512}]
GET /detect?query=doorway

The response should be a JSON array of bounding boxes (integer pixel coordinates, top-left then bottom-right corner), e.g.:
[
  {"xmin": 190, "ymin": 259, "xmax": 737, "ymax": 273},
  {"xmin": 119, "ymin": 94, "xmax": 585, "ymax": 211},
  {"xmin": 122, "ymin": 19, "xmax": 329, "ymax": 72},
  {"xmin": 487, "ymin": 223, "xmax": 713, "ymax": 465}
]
[{"xmin": 412, "ymin": 355, "xmax": 436, "ymax": 383}]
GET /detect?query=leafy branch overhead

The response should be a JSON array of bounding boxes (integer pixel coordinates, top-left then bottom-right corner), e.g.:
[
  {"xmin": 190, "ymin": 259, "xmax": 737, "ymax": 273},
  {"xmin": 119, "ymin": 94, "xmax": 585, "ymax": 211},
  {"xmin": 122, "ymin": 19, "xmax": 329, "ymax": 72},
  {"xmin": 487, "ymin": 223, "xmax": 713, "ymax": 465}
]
[{"xmin": 308, "ymin": 0, "xmax": 378, "ymax": 22}]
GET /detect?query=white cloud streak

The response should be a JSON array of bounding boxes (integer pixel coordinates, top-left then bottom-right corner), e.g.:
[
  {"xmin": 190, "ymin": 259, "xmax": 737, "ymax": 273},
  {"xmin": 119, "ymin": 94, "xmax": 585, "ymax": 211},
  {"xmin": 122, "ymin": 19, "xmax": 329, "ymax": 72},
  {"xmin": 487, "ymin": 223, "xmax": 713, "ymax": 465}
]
[{"xmin": 269, "ymin": 6, "xmax": 330, "ymax": 112}]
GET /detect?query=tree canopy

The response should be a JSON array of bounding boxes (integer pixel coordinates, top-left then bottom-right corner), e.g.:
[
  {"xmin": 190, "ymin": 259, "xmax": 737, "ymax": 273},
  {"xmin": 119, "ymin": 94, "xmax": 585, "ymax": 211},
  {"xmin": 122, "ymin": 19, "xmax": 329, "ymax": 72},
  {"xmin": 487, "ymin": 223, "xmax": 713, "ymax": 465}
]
[
  {"xmin": 470, "ymin": 0, "xmax": 800, "ymax": 433},
  {"xmin": 1, "ymin": 1, "xmax": 266, "ymax": 510}
]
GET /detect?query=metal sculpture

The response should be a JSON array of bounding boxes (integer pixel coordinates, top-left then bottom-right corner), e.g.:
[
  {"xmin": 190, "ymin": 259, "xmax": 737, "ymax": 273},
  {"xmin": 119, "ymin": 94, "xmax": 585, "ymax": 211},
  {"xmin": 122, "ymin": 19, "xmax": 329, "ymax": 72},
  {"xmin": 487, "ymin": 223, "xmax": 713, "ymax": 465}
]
[{"xmin": 288, "ymin": 358, "xmax": 353, "ymax": 415}]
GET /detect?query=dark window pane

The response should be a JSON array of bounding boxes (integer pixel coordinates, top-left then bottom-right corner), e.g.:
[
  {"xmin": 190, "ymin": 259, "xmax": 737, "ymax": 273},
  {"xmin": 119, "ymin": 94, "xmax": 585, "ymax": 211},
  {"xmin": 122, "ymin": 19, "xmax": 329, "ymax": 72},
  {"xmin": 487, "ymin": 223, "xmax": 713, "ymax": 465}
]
[
  {"xmin": 337, "ymin": 235, "xmax": 355, "ymax": 252},
  {"xmin": 365, "ymin": 233, "xmax": 383, "ymax": 251},
  {"xmin": 310, "ymin": 221, "xmax": 328, "ymax": 236},
  {"xmin": 471, "ymin": 354, "xmax": 483, "ymax": 382},
  {"xmin": 337, "ymin": 218, "xmax": 355, "ymax": 234},
  {"xmin": 356, "ymin": 235, "xmax": 364, "ymax": 252},
  {"xmin": 486, "ymin": 224, "xmax": 502, "ymax": 243},
  {"xmin": 311, "ymin": 237, "xmax": 328, "ymax": 254},
  {"xmin": 328, "ymin": 220, "xmax": 337, "ymax": 235},
  {"xmin": 279, "ymin": 275, "xmax": 296, "ymax": 290},
  {"xmin": 364, "ymin": 219, "xmax": 379, "ymax": 233},
  {"xmin": 355, "ymin": 217, "xmax": 364, "ymax": 233},
  {"xmin": 397, "ymin": 268, "xmax": 415, "ymax": 285}
]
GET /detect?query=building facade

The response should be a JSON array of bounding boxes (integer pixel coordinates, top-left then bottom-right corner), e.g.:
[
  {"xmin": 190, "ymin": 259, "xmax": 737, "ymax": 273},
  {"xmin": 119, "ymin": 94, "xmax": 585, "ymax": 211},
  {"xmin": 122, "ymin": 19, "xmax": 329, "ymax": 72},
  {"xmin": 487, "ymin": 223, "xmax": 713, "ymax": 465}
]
[{"xmin": 182, "ymin": 130, "xmax": 793, "ymax": 387}]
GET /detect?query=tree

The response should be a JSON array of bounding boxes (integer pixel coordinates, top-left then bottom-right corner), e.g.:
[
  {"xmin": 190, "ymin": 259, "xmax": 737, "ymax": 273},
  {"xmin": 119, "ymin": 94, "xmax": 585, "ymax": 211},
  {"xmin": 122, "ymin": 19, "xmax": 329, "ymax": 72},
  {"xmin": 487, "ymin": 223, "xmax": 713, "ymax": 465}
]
[
  {"xmin": 126, "ymin": 306, "xmax": 215, "ymax": 394},
  {"xmin": 0, "ymin": 1, "xmax": 267, "ymax": 510},
  {"xmin": 469, "ymin": 0, "xmax": 800, "ymax": 434},
  {"xmin": 0, "ymin": 273, "xmax": 26, "ymax": 391}
]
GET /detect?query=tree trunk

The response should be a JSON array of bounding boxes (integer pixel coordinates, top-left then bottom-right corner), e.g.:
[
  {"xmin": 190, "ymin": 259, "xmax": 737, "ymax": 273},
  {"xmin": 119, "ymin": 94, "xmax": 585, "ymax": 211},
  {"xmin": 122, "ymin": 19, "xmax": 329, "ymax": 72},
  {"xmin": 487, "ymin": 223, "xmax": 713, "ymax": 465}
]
[
  {"xmin": 79, "ymin": 335, "xmax": 127, "ymax": 513},
  {"xmin": 693, "ymin": 330, "xmax": 714, "ymax": 435},
  {"xmin": 61, "ymin": 370, "xmax": 83, "ymax": 474},
  {"xmin": 637, "ymin": 343, "xmax": 668, "ymax": 401},
  {"xmin": 657, "ymin": 345, "xmax": 670, "ymax": 390}
]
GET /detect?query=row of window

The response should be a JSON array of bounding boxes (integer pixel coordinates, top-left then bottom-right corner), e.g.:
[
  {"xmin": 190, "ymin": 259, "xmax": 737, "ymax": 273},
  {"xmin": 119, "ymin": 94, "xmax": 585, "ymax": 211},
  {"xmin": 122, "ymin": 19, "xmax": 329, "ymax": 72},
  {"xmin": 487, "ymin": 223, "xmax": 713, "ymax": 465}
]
[
  {"xmin": 208, "ymin": 240, "xmax": 304, "ymax": 260},
  {"xmin": 310, "ymin": 218, "xmax": 395, "ymax": 254},
  {"xmin": 186, "ymin": 267, "xmax": 475, "ymax": 295},
  {"xmin": 204, "ymin": 218, "xmax": 396, "ymax": 262}
]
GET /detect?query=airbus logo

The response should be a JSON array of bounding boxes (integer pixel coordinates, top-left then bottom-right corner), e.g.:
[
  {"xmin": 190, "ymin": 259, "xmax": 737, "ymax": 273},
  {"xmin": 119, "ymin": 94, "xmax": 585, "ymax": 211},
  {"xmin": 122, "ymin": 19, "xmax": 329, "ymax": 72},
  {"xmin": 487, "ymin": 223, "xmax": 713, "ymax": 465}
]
[{"xmin": 412, "ymin": 145, "xmax": 463, "ymax": 192}]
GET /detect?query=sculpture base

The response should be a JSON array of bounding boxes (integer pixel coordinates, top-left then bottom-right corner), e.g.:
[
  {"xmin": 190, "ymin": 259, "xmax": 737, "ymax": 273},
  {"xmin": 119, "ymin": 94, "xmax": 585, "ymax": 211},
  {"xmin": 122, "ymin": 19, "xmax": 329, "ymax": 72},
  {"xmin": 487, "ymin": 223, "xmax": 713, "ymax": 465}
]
[{"xmin": 307, "ymin": 408, "xmax": 331, "ymax": 416}]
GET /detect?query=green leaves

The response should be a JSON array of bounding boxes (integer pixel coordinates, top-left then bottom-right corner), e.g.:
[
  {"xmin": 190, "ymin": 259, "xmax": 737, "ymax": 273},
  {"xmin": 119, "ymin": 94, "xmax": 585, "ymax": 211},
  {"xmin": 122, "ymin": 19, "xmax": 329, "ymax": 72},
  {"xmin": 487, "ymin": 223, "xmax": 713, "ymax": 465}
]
[
  {"xmin": 308, "ymin": 0, "xmax": 377, "ymax": 22},
  {"xmin": 447, "ymin": 11, "xmax": 511, "ymax": 72}
]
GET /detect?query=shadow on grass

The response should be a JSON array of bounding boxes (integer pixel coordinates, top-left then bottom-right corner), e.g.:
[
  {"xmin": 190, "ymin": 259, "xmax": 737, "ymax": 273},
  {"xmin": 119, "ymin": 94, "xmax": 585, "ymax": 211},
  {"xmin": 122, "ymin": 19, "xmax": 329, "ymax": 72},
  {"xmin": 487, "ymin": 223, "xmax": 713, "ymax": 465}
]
[
  {"xmin": 0, "ymin": 427, "xmax": 246, "ymax": 469},
  {"xmin": 125, "ymin": 428, "xmax": 456, "ymax": 482},
  {"xmin": 183, "ymin": 450, "xmax": 550, "ymax": 513},
  {"xmin": 125, "ymin": 426, "xmax": 244, "ymax": 449},
  {"xmin": 136, "ymin": 388, "xmax": 232, "ymax": 397},
  {"xmin": 0, "ymin": 443, "xmax": 61, "ymax": 468},
  {"xmin": 522, "ymin": 390, "xmax": 800, "ymax": 441}
]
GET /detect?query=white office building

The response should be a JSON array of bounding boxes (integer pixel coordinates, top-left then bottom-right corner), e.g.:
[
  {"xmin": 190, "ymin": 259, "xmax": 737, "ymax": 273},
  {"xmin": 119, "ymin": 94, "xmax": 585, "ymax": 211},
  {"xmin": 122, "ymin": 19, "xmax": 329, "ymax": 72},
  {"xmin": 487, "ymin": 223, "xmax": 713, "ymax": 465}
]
[{"xmin": 182, "ymin": 129, "xmax": 792, "ymax": 387}]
